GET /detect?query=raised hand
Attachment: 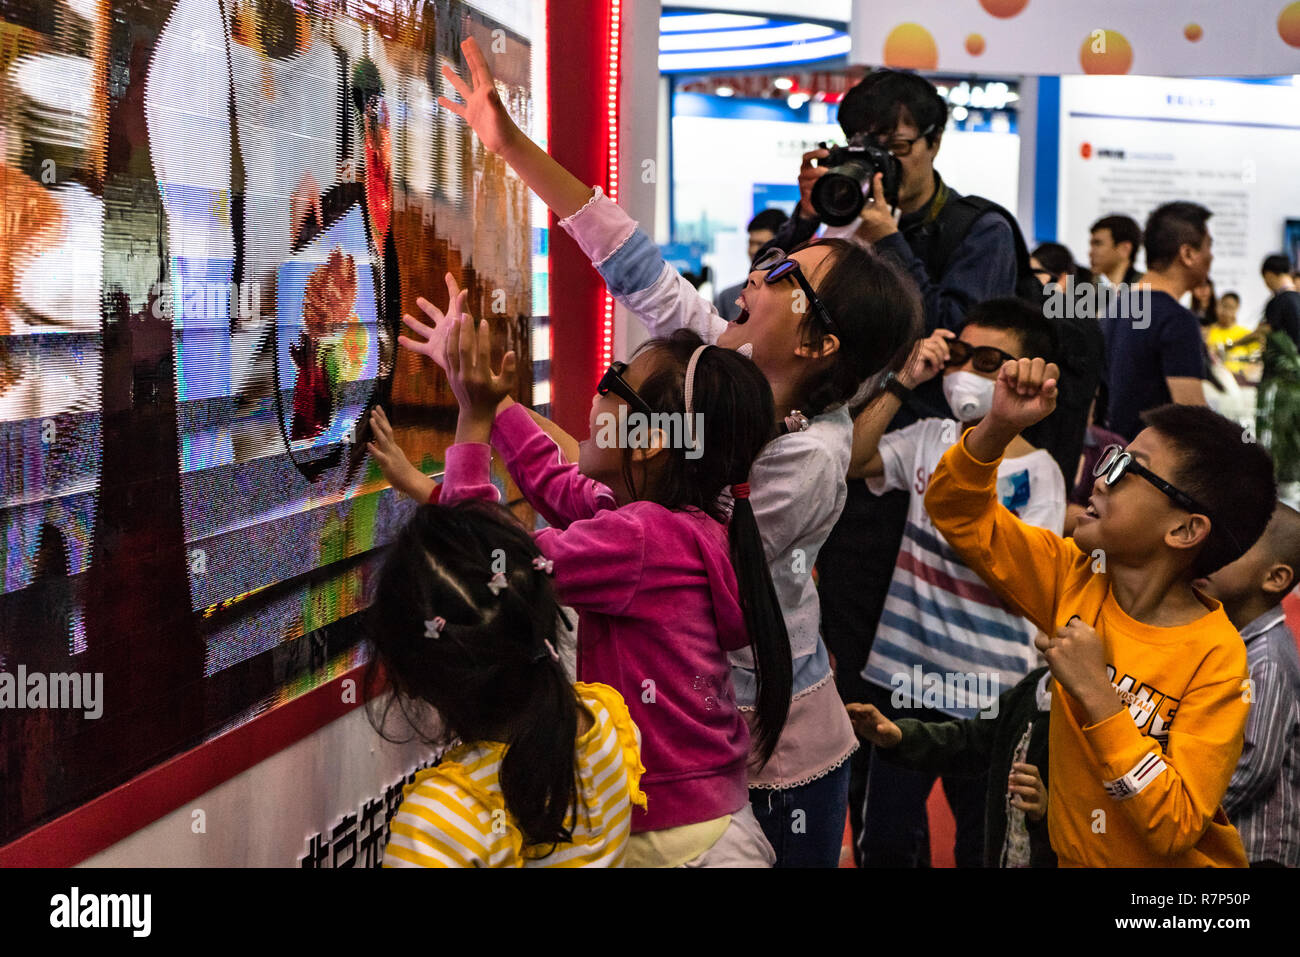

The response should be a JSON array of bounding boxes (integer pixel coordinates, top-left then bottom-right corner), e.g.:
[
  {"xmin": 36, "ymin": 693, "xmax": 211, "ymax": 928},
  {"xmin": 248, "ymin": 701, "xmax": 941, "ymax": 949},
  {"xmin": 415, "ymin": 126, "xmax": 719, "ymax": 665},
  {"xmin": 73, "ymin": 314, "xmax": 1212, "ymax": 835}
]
[
  {"xmin": 899, "ymin": 328, "xmax": 956, "ymax": 389},
  {"xmin": 446, "ymin": 312, "xmax": 518, "ymax": 422},
  {"xmin": 797, "ymin": 148, "xmax": 830, "ymax": 219},
  {"xmin": 438, "ymin": 37, "xmax": 521, "ymax": 157},
  {"xmin": 367, "ymin": 406, "xmax": 435, "ymax": 503},
  {"xmin": 846, "ymin": 702, "xmax": 903, "ymax": 749},
  {"xmin": 399, "ymin": 273, "xmax": 468, "ymax": 373},
  {"xmin": 988, "ymin": 357, "xmax": 1060, "ymax": 434}
]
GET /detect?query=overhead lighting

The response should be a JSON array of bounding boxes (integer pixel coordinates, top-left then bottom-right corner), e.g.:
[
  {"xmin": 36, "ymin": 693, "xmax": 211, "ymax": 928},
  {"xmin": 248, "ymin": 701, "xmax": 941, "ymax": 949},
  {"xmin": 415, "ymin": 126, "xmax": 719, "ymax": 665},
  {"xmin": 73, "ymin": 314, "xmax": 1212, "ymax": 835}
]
[
  {"xmin": 660, "ymin": 34, "xmax": 850, "ymax": 72},
  {"xmin": 788, "ymin": 92, "xmax": 810, "ymax": 108},
  {"xmin": 716, "ymin": 85, "xmax": 735, "ymax": 97},
  {"xmin": 659, "ymin": 13, "xmax": 768, "ymax": 33},
  {"xmin": 773, "ymin": 76, "xmax": 794, "ymax": 91},
  {"xmin": 952, "ymin": 105, "xmax": 969, "ymax": 121}
]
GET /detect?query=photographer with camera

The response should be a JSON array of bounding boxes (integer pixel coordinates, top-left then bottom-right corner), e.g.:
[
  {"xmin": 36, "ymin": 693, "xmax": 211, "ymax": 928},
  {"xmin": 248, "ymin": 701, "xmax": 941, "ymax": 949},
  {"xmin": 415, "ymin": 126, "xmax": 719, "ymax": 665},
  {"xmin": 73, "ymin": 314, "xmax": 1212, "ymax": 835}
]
[{"xmin": 777, "ymin": 71, "xmax": 1022, "ymax": 867}]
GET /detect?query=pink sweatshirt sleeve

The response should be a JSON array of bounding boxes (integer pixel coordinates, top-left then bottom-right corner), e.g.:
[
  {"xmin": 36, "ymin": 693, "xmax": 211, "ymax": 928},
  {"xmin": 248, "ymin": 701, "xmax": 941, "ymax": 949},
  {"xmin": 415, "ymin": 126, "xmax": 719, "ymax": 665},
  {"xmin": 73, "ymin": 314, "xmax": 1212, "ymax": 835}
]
[
  {"xmin": 490, "ymin": 402, "xmax": 618, "ymax": 529},
  {"xmin": 438, "ymin": 443, "xmax": 501, "ymax": 505},
  {"xmin": 535, "ymin": 512, "xmax": 645, "ymax": 617}
]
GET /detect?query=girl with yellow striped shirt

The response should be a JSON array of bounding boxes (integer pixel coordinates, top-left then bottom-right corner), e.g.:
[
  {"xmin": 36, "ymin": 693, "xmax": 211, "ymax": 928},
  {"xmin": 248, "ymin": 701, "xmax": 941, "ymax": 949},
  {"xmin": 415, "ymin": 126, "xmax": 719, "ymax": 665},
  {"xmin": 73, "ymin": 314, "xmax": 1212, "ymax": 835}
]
[{"xmin": 367, "ymin": 501, "xmax": 646, "ymax": 867}]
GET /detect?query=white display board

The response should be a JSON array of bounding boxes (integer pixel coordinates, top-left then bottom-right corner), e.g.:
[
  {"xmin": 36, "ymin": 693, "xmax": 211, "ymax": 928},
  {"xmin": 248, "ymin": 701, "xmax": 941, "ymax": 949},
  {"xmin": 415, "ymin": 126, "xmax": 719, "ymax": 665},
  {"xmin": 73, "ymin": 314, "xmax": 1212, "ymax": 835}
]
[
  {"xmin": 851, "ymin": 0, "xmax": 1300, "ymax": 77},
  {"xmin": 79, "ymin": 706, "xmax": 436, "ymax": 867},
  {"xmin": 1057, "ymin": 75, "xmax": 1300, "ymax": 325},
  {"xmin": 672, "ymin": 108, "xmax": 1020, "ymax": 290}
]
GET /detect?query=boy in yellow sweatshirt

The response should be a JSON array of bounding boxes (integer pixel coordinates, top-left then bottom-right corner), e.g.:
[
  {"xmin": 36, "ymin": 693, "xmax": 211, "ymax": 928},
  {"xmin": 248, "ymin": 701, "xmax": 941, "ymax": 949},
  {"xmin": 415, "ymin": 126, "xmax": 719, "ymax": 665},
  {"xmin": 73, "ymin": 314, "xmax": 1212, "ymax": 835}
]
[{"xmin": 925, "ymin": 356, "xmax": 1277, "ymax": 867}]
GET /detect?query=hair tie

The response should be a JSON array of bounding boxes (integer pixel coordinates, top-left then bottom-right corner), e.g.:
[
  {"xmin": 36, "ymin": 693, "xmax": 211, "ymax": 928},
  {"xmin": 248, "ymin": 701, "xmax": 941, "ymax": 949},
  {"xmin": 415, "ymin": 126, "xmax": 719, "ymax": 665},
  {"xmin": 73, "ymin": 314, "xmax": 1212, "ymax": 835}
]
[
  {"xmin": 532, "ymin": 556, "xmax": 554, "ymax": 575},
  {"xmin": 732, "ymin": 482, "xmax": 751, "ymax": 500},
  {"xmin": 531, "ymin": 638, "xmax": 561, "ymax": 664},
  {"xmin": 784, "ymin": 410, "xmax": 811, "ymax": 434},
  {"xmin": 425, "ymin": 617, "xmax": 446, "ymax": 639},
  {"xmin": 487, "ymin": 571, "xmax": 508, "ymax": 596}
]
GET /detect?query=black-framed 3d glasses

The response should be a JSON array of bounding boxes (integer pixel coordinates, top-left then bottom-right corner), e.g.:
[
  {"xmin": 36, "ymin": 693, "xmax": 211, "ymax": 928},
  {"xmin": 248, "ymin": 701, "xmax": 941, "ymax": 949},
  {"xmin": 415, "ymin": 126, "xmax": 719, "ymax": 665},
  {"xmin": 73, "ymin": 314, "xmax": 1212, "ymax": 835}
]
[
  {"xmin": 751, "ymin": 247, "xmax": 839, "ymax": 337},
  {"xmin": 1092, "ymin": 445, "xmax": 1236, "ymax": 552},
  {"xmin": 944, "ymin": 340, "xmax": 1018, "ymax": 374},
  {"xmin": 597, "ymin": 361, "xmax": 656, "ymax": 419}
]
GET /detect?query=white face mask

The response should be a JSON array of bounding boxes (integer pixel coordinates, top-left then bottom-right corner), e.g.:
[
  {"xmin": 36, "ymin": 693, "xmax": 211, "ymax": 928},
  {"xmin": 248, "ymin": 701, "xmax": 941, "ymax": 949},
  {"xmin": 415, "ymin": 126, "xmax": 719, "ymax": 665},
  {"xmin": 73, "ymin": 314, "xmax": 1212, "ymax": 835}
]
[{"xmin": 943, "ymin": 370, "xmax": 996, "ymax": 423}]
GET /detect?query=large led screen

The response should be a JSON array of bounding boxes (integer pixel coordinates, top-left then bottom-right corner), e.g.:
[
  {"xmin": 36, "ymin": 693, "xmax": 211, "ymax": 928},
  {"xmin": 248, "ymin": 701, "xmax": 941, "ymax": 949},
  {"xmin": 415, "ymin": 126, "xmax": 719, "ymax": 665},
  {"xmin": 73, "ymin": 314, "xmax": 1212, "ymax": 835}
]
[{"xmin": 0, "ymin": 0, "xmax": 545, "ymax": 847}]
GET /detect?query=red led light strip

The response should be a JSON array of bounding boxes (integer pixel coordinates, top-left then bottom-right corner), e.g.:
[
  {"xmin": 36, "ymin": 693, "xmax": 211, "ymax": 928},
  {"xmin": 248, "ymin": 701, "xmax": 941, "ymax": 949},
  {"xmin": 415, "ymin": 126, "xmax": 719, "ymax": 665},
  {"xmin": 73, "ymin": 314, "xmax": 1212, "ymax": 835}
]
[{"xmin": 601, "ymin": 0, "xmax": 621, "ymax": 368}]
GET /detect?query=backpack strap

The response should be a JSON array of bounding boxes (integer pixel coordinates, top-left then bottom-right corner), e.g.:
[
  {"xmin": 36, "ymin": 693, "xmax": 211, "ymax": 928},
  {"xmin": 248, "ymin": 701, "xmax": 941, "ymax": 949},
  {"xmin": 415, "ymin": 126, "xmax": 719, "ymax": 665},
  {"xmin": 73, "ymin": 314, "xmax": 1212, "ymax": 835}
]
[{"xmin": 932, "ymin": 194, "xmax": 1034, "ymax": 280}]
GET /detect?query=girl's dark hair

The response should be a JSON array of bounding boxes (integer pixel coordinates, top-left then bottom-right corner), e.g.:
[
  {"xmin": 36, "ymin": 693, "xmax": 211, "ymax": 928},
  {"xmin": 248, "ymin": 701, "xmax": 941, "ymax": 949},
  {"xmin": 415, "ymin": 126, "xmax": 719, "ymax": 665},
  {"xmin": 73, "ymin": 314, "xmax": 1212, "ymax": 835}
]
[
  {"xmin": 789, "ymin": 238, "xmax": 923, "ymax": 418},
  {"xmin": 1031, "ymin": 241, "xmax": 1085, "ymax": 283},
  {"xmin": 365, "ymin": 500, "xmax": 578, "ymax": 852},
  {"xmin": 621, "ymin": 330, "xmax": 792, "ymax": 766}
]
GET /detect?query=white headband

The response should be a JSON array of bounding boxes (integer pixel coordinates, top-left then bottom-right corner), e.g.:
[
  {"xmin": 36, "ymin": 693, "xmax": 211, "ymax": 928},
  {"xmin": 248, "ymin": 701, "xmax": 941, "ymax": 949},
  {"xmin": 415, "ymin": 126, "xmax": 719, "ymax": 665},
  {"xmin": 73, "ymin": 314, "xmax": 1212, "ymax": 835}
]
[
  {"xmin": 683, "ymin": 344, "xmax": 711, "ymax": 450},
  {"xmin": 683, "ymin": 344, "xmax": 711, "ymax": 419}
]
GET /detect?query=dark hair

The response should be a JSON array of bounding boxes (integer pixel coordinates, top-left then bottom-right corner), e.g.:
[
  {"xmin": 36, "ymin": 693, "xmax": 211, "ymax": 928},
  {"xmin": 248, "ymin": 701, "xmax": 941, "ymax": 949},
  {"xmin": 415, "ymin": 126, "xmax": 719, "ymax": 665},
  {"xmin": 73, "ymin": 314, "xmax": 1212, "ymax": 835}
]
[
  {"xmin": 839, "ymin": 70, "xmax": 947, "ymax": 145},
  {"xmin": 622, "ymin": 330, "xmax": 792, "ymax": 766},
  {"xmin": 1261, "ymin": 503, "xmax": 1300, "ymax": 606},
  {"xmin": 1143, "ymin": 202, "xmax": 1211, "ymax": 272},
  {"xmin": 1031, "ymin": 242, "xmax": 1077, "ymax": 280},
  {"xmin": 1138, "ymin": 405, "xmax": 1276, "ymax": 577},
  {"xmin": 365, "ymin": 501, "xmax": 579, "ymax": 852},
  {"xmin": 1261, "ymin": 254, "xmax": 1295, "ymax": 277},
  {"xmin": 1090, "ymin": 215, "xmax": 1142, "ymax": 263},
  {"xmin": 748, "ymin": 208, "xmax": 789, "ymax": 234},
  {"xmin": 1220, "ymin": 291, "xmax": 1240, "ymax": 304},
  {"xmin": 962, "ymin": 297, "xmax": 1056, "ymax": 361},
  {"xmin": 790, "ymin": 239, "xmax": 923, "ymax": 417}
]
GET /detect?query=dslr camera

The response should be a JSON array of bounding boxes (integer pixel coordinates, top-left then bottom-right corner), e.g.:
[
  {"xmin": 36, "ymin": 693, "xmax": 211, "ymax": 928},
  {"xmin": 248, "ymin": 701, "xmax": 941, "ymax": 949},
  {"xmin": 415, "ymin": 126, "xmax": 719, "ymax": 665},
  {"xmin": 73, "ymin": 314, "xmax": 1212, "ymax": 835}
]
[{"xmin": 811, "ymin": 133, "xmax": 902, "ymax": 226}]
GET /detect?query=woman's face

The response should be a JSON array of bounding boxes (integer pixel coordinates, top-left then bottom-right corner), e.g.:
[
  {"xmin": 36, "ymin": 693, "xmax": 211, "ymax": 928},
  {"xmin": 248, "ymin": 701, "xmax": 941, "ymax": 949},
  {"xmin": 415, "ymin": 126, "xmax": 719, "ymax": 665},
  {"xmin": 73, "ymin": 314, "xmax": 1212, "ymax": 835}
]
[{"xmin": 718, "ymin": 243, "xmax": 838, "ymax": 376}]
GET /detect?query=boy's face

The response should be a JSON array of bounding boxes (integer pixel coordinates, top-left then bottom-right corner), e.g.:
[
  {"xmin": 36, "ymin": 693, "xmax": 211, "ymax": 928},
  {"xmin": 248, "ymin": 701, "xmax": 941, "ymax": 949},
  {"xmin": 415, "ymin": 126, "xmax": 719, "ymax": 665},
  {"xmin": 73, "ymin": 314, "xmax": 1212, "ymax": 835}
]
[
  {"xmin": 1193, "ymin": 536, "xmax": 1271, "ymax": 613},
  {"xmin": 1072, "ymin": 429, "xmax": 1199, "ymax": 567},
  {"xmin": 942, "ymin": 325, "xmax": 1024, "ymax": 382}
]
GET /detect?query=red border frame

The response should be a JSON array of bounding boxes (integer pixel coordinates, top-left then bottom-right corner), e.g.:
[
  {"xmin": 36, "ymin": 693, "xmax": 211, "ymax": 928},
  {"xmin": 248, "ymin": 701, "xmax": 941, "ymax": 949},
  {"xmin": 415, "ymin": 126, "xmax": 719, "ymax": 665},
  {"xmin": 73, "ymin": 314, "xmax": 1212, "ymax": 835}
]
[
  {"xmin": 0, "ymin": 0, "xmax": 611, "ymax": 868},
  {"xmin": 0, "ymin": 666, "xmax": 366, "ymax": 867}
]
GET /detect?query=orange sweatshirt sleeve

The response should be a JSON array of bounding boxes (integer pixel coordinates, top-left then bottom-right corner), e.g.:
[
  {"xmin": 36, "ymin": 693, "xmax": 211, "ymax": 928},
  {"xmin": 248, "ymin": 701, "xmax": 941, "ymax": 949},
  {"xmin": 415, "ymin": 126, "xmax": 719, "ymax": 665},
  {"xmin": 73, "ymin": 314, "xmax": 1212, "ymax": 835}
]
[
  {"xmin": 1081, "ymin": 666, "xmax": 1249, "ymax": 859},
  {"xmin": 923, "ymin": 428, "xmax": 1078, "ymax": 636}
]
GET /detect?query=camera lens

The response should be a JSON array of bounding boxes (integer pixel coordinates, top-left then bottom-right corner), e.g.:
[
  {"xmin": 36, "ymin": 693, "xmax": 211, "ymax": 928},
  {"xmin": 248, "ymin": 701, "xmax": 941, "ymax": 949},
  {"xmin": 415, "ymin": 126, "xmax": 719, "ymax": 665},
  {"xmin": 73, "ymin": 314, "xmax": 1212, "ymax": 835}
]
[{"xmin": 812, "ymin": 162, "xmax": 873, "ymax": 226}]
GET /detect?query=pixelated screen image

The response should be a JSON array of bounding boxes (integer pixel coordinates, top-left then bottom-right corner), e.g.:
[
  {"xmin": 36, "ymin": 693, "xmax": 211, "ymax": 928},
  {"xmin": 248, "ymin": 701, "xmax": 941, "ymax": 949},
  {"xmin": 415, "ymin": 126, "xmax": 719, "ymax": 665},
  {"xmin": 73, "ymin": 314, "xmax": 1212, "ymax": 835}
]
[{"xmin": 0, "ymin": 0, "xmax": 547, "ymax": 846}]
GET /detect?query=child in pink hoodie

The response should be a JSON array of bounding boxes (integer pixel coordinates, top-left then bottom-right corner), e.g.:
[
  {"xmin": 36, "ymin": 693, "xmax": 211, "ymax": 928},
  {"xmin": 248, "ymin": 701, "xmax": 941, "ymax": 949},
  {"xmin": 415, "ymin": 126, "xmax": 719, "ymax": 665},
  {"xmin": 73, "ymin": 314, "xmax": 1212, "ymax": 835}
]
[{"xmin": 370, "ymin": 311, "xmax": 793, "ymax": 866}]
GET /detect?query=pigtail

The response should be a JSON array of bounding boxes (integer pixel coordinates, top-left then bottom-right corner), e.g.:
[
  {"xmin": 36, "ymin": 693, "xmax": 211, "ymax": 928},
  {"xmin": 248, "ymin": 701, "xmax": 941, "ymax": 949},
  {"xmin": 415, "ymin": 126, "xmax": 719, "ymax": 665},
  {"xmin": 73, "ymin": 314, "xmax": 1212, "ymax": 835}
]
[{"xmin": 728, "ymin": 492, "xmax": 792, "ymax": 767}]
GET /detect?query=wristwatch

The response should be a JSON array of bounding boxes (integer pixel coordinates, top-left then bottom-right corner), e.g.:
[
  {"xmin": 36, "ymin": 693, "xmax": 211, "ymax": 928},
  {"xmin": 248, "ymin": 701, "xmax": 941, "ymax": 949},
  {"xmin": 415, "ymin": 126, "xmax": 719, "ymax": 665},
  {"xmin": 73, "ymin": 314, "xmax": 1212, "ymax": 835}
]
[{"xmin": 883, "ymin": 372, "xmax": 913, "ymax": 401}]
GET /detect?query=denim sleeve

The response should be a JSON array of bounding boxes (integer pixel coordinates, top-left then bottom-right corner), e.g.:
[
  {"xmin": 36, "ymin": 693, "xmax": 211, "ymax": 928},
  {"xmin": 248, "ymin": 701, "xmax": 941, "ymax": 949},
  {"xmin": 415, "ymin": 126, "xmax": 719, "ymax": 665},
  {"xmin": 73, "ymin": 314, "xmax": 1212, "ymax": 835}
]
[{"xmin": 876, "ymin": 212, "xmax": 1018, "ymax": 333}]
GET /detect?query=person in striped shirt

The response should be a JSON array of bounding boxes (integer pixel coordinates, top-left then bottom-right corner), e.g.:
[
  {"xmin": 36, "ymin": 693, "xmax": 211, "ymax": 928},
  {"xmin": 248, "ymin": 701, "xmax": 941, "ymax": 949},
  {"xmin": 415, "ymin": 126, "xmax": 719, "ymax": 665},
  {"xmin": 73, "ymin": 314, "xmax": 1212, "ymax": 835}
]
[
  {"xmin": 847, "ymin": 298, "xmax": 1066, "ymax": 866},
  {"xmin": 1196, "ymin": 502, "xmax": 1300, "ymax": 867},
  {"xmin": 365, "ymin": 495, "xmax": 646, "ymax": 868}
]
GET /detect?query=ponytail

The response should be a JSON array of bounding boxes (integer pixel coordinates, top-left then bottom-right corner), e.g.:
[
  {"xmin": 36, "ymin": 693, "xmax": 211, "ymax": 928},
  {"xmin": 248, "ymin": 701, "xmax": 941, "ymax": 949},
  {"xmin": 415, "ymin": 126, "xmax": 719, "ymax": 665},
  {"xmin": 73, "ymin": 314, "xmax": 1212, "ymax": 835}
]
[
  {"xmin": 499, "ymin": 654, "xmax": 579, "ymax": 850},
  {"xmin": 728, "ymin": 489, "xmax": 793, "ymax": 768}
]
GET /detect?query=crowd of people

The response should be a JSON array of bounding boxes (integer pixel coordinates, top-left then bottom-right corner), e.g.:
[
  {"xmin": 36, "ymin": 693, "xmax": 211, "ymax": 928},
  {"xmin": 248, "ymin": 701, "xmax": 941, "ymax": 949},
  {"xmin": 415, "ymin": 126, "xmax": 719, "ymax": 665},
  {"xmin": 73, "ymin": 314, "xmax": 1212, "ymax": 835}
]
[{"xmin": 361, "ymin": 37, "xmax": 1300, "ymax": 868}]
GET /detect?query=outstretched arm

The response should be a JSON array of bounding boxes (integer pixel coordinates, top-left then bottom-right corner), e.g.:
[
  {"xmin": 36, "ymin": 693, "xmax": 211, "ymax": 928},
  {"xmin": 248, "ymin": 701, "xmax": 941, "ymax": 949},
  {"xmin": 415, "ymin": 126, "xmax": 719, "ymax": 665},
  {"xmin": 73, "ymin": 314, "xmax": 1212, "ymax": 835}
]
[
  {"xmin": 442, "ymin": 38, "xmax": 724, "ymax": 345},
  {"xmin": 439, "ymin": 37, "xmax": 593, "ymax": 220}
]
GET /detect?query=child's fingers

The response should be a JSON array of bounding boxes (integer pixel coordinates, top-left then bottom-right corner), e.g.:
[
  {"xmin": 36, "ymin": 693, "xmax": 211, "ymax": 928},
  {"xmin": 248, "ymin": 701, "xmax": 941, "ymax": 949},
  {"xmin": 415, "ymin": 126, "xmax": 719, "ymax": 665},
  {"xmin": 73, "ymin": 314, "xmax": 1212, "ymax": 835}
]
[
  {"xmin": 436, "ymin": 95, "xmax": 467, "ymax": 119},
  {"xmin": 462, "ymin": 37, "xmax": 493, "ymax": 88},
  {"xmin": 415, "ymin": 298, "xmax": 445, "ymax": 327},
  {"xmin": 1008, "ymin": 772, "xmax": 1040, "ymax": 788},
  {"xmin": 1033, "ymin": 631, "xmax": 1052, "ymax": 654},
  {"xmin": 446, "ymin": 318, "xmax": 462, "ymax": 376},
  {"xmin": 499, "ymin": 351, "xmax": 519, "ymax": 392},
  {"xmin": 1011, "ymin": 762, "xmax": 1040, "ymax": 777},
  {"xmin": 441, "ymin": 62, "xmax": 473, "ymax": 101},
  {"xmin": 476, "ymin": 318, "xmax": 493, "ymax": 372}
]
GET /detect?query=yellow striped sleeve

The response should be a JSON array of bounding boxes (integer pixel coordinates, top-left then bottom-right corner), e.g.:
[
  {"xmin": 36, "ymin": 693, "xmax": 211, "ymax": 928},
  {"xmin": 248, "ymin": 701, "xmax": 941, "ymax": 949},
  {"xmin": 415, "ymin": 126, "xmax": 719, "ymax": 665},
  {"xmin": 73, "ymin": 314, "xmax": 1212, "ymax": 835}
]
[{"xmin": 382, "ymin": 773, "xmax": 498, "ymax": 868}]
